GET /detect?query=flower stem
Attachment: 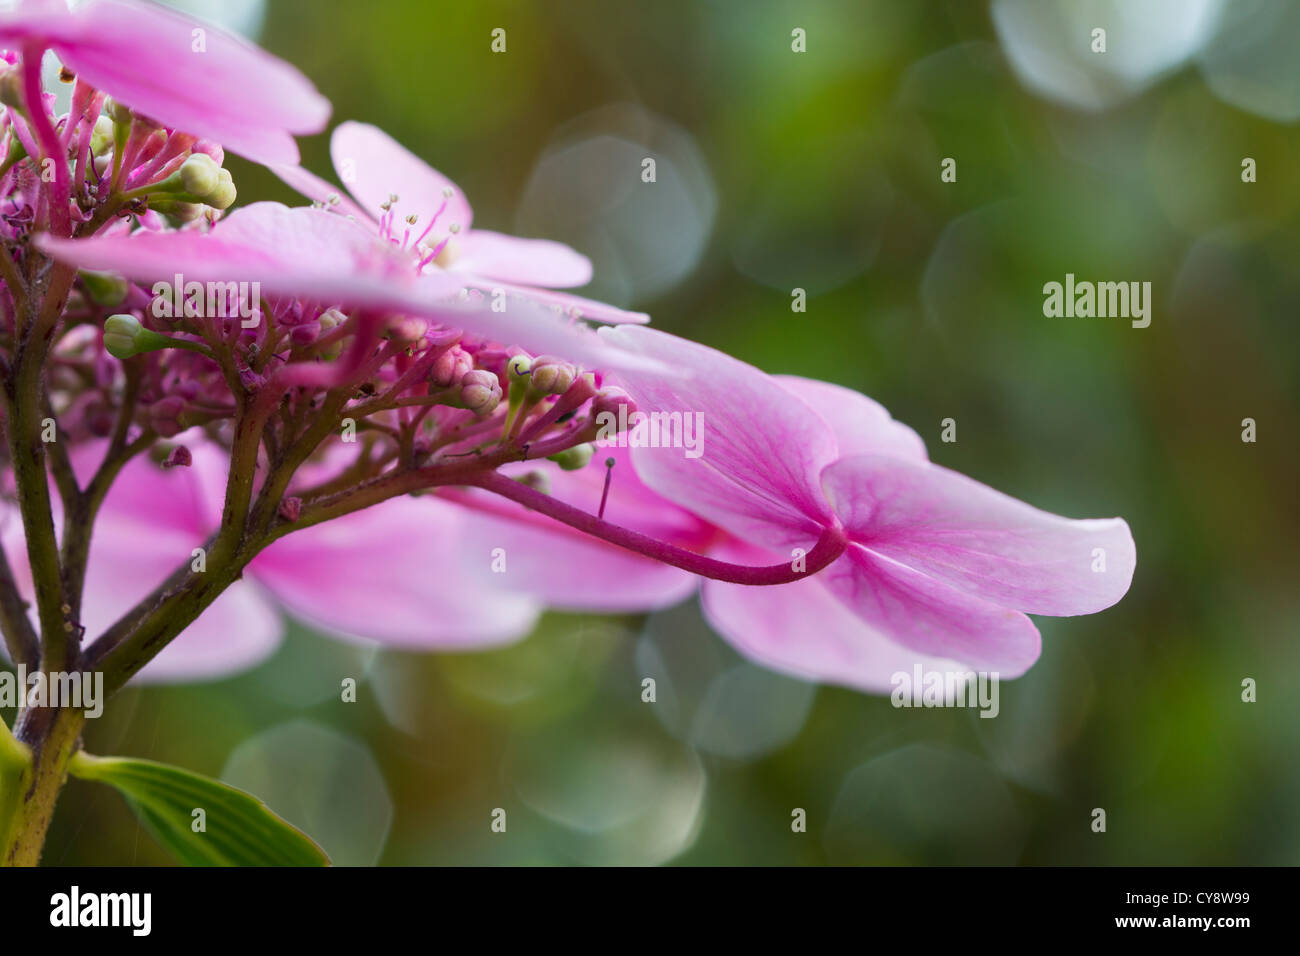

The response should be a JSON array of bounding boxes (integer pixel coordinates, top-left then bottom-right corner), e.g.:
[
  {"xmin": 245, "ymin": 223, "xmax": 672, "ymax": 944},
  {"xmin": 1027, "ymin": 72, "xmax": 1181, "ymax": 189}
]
[
  {"xmin": 466, "ymin": 470, "xmax": 847, "ymax": 585},
  {"xmin": 0, "ymin": 703, "xmax": 85, "ymax": 866}
]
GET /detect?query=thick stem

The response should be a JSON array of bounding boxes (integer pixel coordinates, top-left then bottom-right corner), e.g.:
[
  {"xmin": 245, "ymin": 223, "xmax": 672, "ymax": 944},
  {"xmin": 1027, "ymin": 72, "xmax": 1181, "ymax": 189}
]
[
  {"xmin": 1, "ymin": 703, "xmax": 85, "ymax": 867},
  {"xmin": 4, "ymin": 262, "xmax": 77, "ymax": 669}
]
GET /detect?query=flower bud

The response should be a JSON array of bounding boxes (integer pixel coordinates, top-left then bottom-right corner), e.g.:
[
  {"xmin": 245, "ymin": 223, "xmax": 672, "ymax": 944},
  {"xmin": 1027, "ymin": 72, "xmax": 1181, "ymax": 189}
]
[
  {"xmin": 0, "ymin": 68, "xmax": 23, "ymax": 109},
  {"xmin": 289, "ymin": 322, "xmax": 320, "ymax": 347},
  {"xmin": 80, "ymin": 270, "xmax": 129, "ymax": 307},
  {"xmin": 548, "ymin": 442, "xmax": 595, "ymax": 471},
  {"xmin": 239, "ymin": 365, "xmax": 265, "ymax": 391},
  {"xmin": 192, "ymin": 140, "xmax": 224, "ymax": 165},
  {"xmin": 102, "ymin": 314, "xmax": 148, "ymax": 359},
  {"xmin": 385, "ymin": 315, "xmax": 426, "ymax": 343},
  {"xmin": 151, "ymin": 199, "xmax": 204, "ymax": 223},
  {"xmin": 317, "ymin": 307, "xmax": 346, "ymax": 330},
  {"xmin": 138, "ymin": 128, "xmax": 166, "ymax": 165},
  {"xmin": 148, "ymin": 396, "xmax": 185, "ymax": 437},
  {"xmin": 207, "ymin": 167, "xmax": 237, "ymax": 210},
  {"xmin": 513, "ymin": 470, "xmax": 550, "ymax": 495},
  {"xmin": 89, "ymin": 115, "xmax": 115, "ymax": 155},
  {"xmin": 105, "ymin": 97, "xmax": 132, "ymax": 125},
  {"xmin": 528, "ymin": 355, "xmax": 576, "ymax": 397},
  {"xmin": 590, "ymin": 386, "xmax": 637, "ymax": 426},
  {"xmin": 85, "ymin": 404, "xmax": 115, "ymax": 437},
  {"xmin": 460, "ymin": 369, "xmax": 502, "ymax": 417},
  {"xmin": 316, "ymin": 308, "xmax": 346, "ymax": 359},
  {"xmin": 179, "ymin": 152, "xmax": 220, "ymax": 197},
  {"xmin": 162, "ymin": 445, "xmax": 193, "ymax": 469},
  {"xmin": 505, "ymin": 354, "xmax": 532, "ymax": 384},
  {"xmin": 429, "ymin": 345, "xmax": 472, "ymax": 388}
]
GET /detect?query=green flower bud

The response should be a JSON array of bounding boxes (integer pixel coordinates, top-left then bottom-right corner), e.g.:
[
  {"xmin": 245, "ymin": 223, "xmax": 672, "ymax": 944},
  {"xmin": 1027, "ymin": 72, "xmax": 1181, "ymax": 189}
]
[
  {"xmin": 179, "ymin": 152, "xmax": 219, "ymax": 197},
  {"xmin": 89, "ymin": 115, "xmax": 115, "ymax": 156},
  {"xmin": 105, "ymin": 97, "xmax": 132, "ymax": 126},
  {"xmin": 150, "ymin": 199, "xmax": 204, "ymax": 224},
  {"xmin": 79, "ymin": 270, "xmax": 129, "ymax": 308},
  {"xmin": 103, "ymin": 314, "xmax": 147, "ymax": 359},
  {"xmin": 207, "ymin": 167, "xmax": 236, "ymax": 210},
  {"xmin": 548, "ymin": 442, "xmax": 595, "ymax": 471},
  {"xmin": 102, "ymin": 314, "xmax": 201, "ymax": 360},
  {"xmin": 316, "ymin": 308, "xmax": 346, "ymax": 360},
  {"xmin": 505, "ymin": 354, "xmax": 532, "ymax": 384},
  {"xmin": 0, "ymin": 69, "xmax": 23, "ymax": 110}
]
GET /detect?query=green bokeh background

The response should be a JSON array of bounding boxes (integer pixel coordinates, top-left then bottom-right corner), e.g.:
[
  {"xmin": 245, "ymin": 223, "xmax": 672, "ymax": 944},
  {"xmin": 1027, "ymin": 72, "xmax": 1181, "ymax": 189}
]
[{"xmin": 20, "ymin": 0, "xmax": 1300, "ymax": 865}]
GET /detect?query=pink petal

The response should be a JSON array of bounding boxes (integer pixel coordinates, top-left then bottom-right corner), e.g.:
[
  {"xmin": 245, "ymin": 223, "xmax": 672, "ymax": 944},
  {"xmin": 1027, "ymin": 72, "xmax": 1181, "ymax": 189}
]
[
  {"xmin": 823, "ymin": 543, "xmax": 1042, "ymax": 676},
  {"xmin": 85, "ymin": 449, "xmax": 283, "ymax": 683},
  {"xmin": 30, "ymin": 0, "xmax": 330, "ymax": 164},
  {"xmin": 701, "ymin": 538, "xmax": 973, "ymax": 692},
  {"xmin": 600, "ymin": 326, "xmax": 837, "ymax": 550},
  {"xmin": 83, "ymin": 518, "xmax": 282, "ymax": 683},
  {"xmin": 454, "ymin": 230, "xmax": 591, "ymax": 288},
  {"xmin": 38, "ymin": 202, "xmax": 461, "ymax": 310},
  {"xmin": 776, "ymin": 375, "xmax": 927, "ymax": 461},
  {"xmin": 486, "ymin": 280, "xmax": 650, "ymax": 325},
  {"xmin": 0, "ymin": 448, "xmax": 283, "ymax": 681},
  {"xmin": 269, "ymin": 162, "xmax": 376, "ymax": 226},
  {"xmin": 250, "ymin": 495, "xmax": 540, "ymax": 649},
  {"xmin": 453, "ymin": 506, "xmax": 698, "ymax": 612},
  {"xmin": 437, "ymin": 291, "xmax": 662, "ymax": 372},
  {"xmin": 821, "ymin": 455, "xmax": 1136, "ymax": 616},
  {"xmin": 451, "ymin": 446, "xmax": 706, "ymax": 611},
  {"xmin": 39, "ymin": 204, "xmax": 655, "ymax": 372},
  {"xmin": 331, "ymin": 121, "xmax": 473, "ymax": 235}
]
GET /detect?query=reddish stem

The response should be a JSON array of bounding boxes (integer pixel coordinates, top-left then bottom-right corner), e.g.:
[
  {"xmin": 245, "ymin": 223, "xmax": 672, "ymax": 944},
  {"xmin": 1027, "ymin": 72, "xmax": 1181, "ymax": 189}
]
[
  {"xmin": 466, "ymin": 470, "xmax": 846, "ymax": 585},
  {"xmin": 22, "ymin": 44, "xmax": 71, "ymax": 236}
]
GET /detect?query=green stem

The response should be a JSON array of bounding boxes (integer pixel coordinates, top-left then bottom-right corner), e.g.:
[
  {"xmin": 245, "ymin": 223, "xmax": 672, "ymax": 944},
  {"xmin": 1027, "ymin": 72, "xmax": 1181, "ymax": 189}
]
[{"xmin": 0, "ymin": 704, "xmax": 85, "ymax": 866}]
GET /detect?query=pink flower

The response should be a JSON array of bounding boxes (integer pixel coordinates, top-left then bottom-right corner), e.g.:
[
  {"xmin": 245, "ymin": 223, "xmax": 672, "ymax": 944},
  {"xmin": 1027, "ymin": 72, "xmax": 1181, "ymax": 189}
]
[
  {"xmin": 38, "ymin": 201, "xmax": 652, "ymax": 374},
  {"xmin": 0, "ymin": 0, "xmax": 329, "ymax": 163},
  {"xmin": 446, "ymin": 445, "xmax": 704, "ymax": 613},
  {"xmin": 0, "ymin": 436, "xmax": 699, "ymax": 681},
  {"xmin": 273, "ymin": 121, "xmax": 649, "ymax": 324},
  {"xmin": 598, "ymin": 326, "xmax": 1137, "ymax": 689}
]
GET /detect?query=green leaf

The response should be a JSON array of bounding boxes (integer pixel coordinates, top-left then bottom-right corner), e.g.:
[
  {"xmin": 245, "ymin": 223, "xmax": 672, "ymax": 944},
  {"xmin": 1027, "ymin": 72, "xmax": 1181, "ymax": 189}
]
[
  {"xmin": 69, "ymin": 752, "xmax": 329, "ymax": 866},
  {"xmin": 0, "ymin": 718, "xmax": 33, "ymax": 850}
]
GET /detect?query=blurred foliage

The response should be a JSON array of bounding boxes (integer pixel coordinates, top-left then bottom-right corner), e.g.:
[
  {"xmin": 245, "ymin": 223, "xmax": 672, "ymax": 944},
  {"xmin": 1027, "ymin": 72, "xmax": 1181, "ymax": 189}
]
[{"xmin": 13, "ymin": 0, "xmax": 1300, "ymax": 865}]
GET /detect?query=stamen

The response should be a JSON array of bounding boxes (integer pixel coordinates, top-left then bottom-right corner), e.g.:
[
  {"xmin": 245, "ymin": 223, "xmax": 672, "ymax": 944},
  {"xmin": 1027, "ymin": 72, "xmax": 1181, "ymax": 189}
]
[{"xmin": 598, "ymin": 456, "xmax": 615, "ymax": 518}]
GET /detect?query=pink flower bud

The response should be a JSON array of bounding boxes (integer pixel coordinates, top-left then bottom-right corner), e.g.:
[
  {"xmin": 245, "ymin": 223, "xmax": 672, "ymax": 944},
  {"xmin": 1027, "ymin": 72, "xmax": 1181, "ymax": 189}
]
[
  {"xmin": 290, "ymin": 322, "xmax": 320, "ymax": 347},
  {"xmin": 460, "ymin": 369, "xmax": 502, "ymax": 417},
  {"xmin": 591, "ymin": 386, "xmax": 637, "ymax": 424},
  {"xmin": 429, "ymin": 345, "xmax": 473, "ymax": 388},
  {"xmin": 148, "ymin": 396, "xmax": 185, "ymax": 437},
  {"xmin": 528, "ymin": 355, "xmax": 577, "ymax": 396},
  {"xmin": 239, "ymin": 366, "xmax": 265, "ymax": 392},
  {"xmin": 385, "ymin": 315, "xmax": 427, "ymax": 343},
  {"xmin": 162, "ymin": 445, "xmax": 193, "ymax": 469},
  {"xmin": 192, "ymin": 140, "xmax": 224, "ymax": 166}
]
